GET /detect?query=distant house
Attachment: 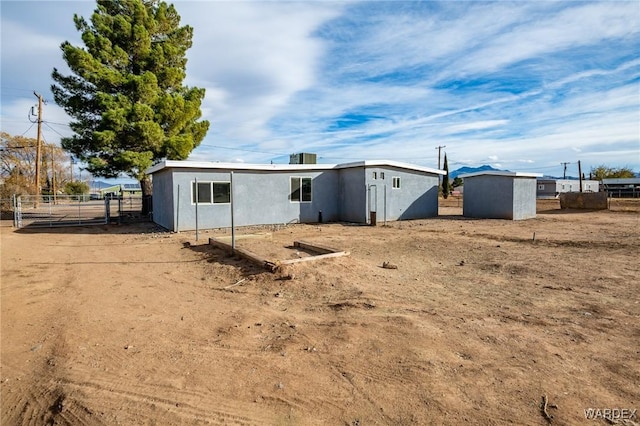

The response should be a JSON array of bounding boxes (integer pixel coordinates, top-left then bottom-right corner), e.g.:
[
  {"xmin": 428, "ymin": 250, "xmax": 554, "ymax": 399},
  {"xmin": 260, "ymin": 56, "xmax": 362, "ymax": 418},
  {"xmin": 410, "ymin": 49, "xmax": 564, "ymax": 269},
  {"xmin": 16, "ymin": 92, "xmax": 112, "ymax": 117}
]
[
  {"xmin": 460, "ymin": 171, "xmax": 541, "ymax": 220},
  {"xmin": 146, "ymin": 160, "xmax": 446, "ymax": 231},
  {"xmin": 602, "ymin": 178, "xmax": 640, "ymax": 198},
  {"xmin": 536, "ymin": 179, "xmax": 599, "ymax": 198},
  {"xmin": 98, "ymin": 183, "xmax": 142, "ymax": 199}
]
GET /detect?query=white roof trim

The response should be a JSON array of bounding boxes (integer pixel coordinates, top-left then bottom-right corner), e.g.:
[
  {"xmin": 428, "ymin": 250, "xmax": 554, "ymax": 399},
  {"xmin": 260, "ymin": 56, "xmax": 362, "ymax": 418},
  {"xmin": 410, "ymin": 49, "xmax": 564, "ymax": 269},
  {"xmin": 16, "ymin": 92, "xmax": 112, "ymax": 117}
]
[
  {"xmin": 146, "ymin": 160, "xmax": 336, "ymax": 174},
  {"xmin": 459, "ymin": 171, "xmax": 542, "ymax": 179},
  {"xmin": 336, "ymin": 160, "xmax": 446, "ymax": 175},
  {"xmin": 146, "ymin": 159, "xmax": 446, "ymax": 176}
]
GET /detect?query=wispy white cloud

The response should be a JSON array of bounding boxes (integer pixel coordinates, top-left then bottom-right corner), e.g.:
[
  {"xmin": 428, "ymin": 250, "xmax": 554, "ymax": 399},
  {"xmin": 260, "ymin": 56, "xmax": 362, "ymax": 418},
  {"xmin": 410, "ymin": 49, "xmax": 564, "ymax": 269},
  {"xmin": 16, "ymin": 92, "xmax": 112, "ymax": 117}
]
[
  {"xmin": 0, "ymin": 0, "xmax": 638, "ymax": 178},
  {"xmin": 444, "ymin": 120, "xmax": 509, "ymax": 134},
  {"xmin": 454, "ymin": 2, "xmax": 639, "ymax": 77}
]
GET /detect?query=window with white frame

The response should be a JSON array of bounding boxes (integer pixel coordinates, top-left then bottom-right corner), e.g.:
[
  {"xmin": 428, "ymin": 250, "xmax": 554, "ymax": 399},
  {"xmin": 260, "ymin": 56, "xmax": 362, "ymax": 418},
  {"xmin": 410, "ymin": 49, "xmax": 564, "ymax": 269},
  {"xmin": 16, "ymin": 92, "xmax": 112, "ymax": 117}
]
[
  {"xmin": 192, "ymin": 181, "xmax": 231, "ymax": 204},
  {"xmin": 380, "ymin": 172, "xmax": 385, "ymax": 179},
  {"xmin": 392, "ymin": 177, "xmax": 401, "ymax": 188},
  {"xmin": 373, "ymin": 171, "xmax": 377, "ymax": 179},
  {"xmin": 538, "ymin": 184, "xmax": 544, "ymax": 190},
  {"xmin": 290, "ymin": 177, "xmax": 312, "ymax": 202}
]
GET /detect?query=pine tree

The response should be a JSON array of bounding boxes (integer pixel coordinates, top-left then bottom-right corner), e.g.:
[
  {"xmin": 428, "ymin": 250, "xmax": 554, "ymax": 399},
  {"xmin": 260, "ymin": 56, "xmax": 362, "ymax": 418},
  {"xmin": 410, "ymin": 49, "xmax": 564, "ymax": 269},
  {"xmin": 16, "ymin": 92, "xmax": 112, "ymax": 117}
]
[
  {"xmin": 52, "ymin": 0, "xmax": 209, "ymax": 212},
  {"xmin": 441, "ymin": 153, "xmax": 450, "ymax": 199}
]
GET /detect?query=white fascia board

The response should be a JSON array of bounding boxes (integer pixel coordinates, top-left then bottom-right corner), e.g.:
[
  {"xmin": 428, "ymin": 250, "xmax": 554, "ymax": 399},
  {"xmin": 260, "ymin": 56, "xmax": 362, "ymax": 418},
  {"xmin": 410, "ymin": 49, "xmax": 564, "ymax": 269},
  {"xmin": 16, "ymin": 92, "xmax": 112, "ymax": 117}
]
[
  {"xmin": 146, "ymin": 160, "xmax": 337, "ymax": 174},
  {"xmin": 147, "ymin": 159, "xmax": 446, "ymax": 176},
  {"xmin": 459, "ymin": 171, "xmax": 543, "ymax": 179},
  {"xmin": 337, "ymin": 160, "xmax": 446, "ymax": 175}
]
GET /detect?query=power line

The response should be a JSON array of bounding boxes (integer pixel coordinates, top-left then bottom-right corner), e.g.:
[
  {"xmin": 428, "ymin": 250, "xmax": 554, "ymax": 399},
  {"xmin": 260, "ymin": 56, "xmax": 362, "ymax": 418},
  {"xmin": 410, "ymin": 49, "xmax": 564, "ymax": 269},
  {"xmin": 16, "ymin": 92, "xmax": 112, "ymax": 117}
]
[
  {"xmin": 43, "ymin": 122, "xmax": 66, "ymax": 138},
  {"xmin": 43, "ymin": 121, "xmax": 71, "ymax": 127},
  {"xmin": 20, "ymin": 123, "xmax": 36, "ymax": 136},
  {"xmin": 198, "ymin": 143, "xmax": 288, "ymax": 157},
  {"xmin": 0, "ymin": 87, "xmax": 35, "ymax": 94}
]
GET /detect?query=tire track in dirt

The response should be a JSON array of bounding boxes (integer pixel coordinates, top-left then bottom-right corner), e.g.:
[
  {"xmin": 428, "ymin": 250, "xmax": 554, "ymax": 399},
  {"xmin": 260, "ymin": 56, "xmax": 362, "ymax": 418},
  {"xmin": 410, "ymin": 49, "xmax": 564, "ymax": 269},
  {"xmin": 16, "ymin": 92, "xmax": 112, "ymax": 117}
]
[
  {"xmin": 3, "ymin": 379, "xmax": 102, "ymax": 426},
  {"xmin": 57, "ymin": 375, "xmax": 273, "ymax": 425}
]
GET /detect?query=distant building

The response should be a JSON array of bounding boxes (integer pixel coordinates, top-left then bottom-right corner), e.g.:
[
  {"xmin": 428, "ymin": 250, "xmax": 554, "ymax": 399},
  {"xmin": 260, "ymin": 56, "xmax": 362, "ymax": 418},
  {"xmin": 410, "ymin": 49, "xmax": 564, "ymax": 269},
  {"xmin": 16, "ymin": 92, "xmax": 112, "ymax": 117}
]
[
  {"xmin": 98, "ymin": 183, "xmax": 142, "ymax": 199},
  {"xmin": 602, "ymin": 178, "xmax": 640, "ymax": 198},
  {"xmin": 536, "ymin": 179, "xmax": 599, "ymax": 198}
]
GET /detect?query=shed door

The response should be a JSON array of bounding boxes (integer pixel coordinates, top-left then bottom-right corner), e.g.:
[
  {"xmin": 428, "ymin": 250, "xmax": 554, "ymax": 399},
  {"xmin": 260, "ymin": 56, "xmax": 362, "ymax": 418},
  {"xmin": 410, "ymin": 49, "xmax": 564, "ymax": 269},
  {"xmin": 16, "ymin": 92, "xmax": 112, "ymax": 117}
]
[{"xmin": 368, "ymin": 185, "xmax": 377, "ymax": 224}]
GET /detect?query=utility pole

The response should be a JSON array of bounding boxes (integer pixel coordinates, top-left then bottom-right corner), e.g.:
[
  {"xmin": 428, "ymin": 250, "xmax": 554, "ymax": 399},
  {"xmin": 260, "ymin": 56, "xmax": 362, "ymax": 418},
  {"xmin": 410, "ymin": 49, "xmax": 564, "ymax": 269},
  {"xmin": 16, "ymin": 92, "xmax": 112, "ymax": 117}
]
[
  {"xmin": 50, "ymin": 145, "xmax": 57, "ymax": 204},
  {"xmin": 578, "ymin": 160, "xmax": 583, "ymax": 193},
  {"xmin": 560, "ymin": 162, "xmax": 571, "ymax": 179},
  {"xmin": 32, "ymin": 92, "xmax": 44, "ymax": 204},
  {"xmin": 435, "ymin": 145, "xmax": 446, "ymax": 169}
]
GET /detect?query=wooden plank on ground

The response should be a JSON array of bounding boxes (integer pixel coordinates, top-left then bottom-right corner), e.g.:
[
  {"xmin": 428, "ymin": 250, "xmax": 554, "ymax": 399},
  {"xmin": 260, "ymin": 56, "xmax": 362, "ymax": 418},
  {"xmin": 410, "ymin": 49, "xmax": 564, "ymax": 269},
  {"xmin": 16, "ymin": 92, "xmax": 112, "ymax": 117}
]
[
  {"xmin": 294, "ymin": 240, "xmax": 341, "ymax": 255},
  {"xmin": 279, "ymin": 251, "xmax": 350, "ymax": 265}
]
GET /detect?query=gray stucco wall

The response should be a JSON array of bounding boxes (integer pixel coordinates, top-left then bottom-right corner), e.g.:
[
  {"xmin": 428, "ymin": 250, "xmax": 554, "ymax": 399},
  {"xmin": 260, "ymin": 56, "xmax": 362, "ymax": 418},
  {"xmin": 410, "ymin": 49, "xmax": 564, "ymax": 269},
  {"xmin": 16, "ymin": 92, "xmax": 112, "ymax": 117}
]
[
  {"xmin": 363, "ymin": 167, "xmax": 439, "ymax": 222},
  {"xmin": 166, "ymin": 168, "xmax": 340, "ymax": 231},
  {"xmin": 151, "ymin": 169, "xmax": 175, "ymax": 231},
  {"xmin": 339, "ymin": 167, "xmax": 366, "ymax": 223},
  {"xmin": 463, "ymin": 175, "xmax": 515, "ymax": 219},
  {"xmin": 463, "ymin": 175, "xmax": 536, "ymax": 220},
  {"xmin": 151, "ymin": 164, "xmax": 441, "ymax": 231}
]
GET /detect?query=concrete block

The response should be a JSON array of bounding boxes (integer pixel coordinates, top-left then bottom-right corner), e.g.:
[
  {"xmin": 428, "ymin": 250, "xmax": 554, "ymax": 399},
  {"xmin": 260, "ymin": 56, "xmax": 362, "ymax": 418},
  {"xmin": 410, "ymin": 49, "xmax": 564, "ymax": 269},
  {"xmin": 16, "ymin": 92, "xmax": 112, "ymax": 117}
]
[{"xmin": 559, "ymin": 192, "xmax": 608, "ymax": 210}]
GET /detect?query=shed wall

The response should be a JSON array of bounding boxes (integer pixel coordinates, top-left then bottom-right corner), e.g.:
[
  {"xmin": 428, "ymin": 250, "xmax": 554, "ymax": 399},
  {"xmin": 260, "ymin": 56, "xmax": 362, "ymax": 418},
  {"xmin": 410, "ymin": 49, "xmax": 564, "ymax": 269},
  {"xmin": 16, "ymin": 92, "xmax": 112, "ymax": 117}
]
[
  {"xmin": 463, "ymin": 175, "xmax": 515, "ymax": 219},
  {"xmin": 512, "ymin": 177, "xmax": 537, "ymax": 220}
]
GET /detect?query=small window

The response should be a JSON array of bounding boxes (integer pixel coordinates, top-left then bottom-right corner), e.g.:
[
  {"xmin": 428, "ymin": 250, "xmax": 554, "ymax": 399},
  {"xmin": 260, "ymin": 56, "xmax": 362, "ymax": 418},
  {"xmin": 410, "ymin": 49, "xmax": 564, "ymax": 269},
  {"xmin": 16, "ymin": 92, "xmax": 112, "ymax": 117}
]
[
  {"xmin": 538, "ymin": 184, "xmax": 544, "ymax": 190},
  {"xmin": 290, "ymin": 177, "xmax": 312, "ymax": 202},
  {"xmin": 213, "ymin": 182, "xmax": 231, "ymax": 203},
  {"xmin": 380, "ymin": 172, "xmax": 385, "ymax": 179},
  {"xmin": 192, "ymin": 181, "xmax": 230, "ymax": 204},
  {"xmin": 392, "ymin": 177, "xmax": 401, "ymax": 189},
  {"xmin": 373, "ymin": 172, "xmax": 377, "ymax": 179},
  {"xmin": 192, "ymin": 181, "xmax": 212, "ymax": 203}
]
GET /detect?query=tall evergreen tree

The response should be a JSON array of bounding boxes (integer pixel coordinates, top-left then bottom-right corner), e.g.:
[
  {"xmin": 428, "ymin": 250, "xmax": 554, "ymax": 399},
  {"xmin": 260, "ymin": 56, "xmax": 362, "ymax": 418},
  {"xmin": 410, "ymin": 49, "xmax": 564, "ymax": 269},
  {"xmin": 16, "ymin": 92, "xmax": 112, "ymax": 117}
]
[
  {"xmin": 441, "ymin": 153, "xmax": 450, "ymax": 199},
  {"xmin": 52, "ymin": 0, "xmax": 209, "ymax": 212}
]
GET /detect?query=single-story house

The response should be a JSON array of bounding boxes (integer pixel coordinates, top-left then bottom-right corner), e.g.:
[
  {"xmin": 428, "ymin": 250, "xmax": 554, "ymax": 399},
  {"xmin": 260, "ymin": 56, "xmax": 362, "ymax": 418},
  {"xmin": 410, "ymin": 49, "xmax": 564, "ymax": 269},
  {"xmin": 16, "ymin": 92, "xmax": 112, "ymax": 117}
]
[
  {"xmin": 460, "ymin": 171, "xmax": 541, "ymax": 220},
  {"xmin": 602, "ymin": 178, "xmax": 640, "ymax": 198},
  {"xmin": 536, "ymin": 178, "xmax": 599, "ymax": 198},
  {"xmin": 97, "ymin": 183, "xmax": 142, "ymax": 199},
  {"xmin": 146, "ymin": 160, "xmax": 446, "ymax": 231}
]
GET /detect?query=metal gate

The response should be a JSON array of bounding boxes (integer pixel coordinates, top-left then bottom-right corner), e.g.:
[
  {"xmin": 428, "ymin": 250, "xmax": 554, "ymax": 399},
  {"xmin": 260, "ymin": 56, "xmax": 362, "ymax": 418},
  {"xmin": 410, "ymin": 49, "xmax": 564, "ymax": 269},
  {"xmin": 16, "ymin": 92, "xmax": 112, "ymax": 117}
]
[{"xmin": 13, "ymin": 195, "xmax": 109, "ymax": 228}]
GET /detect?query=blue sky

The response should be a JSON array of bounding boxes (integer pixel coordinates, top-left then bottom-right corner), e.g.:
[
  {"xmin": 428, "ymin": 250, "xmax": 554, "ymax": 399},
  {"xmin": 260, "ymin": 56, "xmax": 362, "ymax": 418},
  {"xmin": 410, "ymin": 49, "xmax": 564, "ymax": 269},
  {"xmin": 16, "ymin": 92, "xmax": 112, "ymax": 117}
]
[{"xmin": 1, "ymin": 0, "xmax": 639, "ymax": 178}]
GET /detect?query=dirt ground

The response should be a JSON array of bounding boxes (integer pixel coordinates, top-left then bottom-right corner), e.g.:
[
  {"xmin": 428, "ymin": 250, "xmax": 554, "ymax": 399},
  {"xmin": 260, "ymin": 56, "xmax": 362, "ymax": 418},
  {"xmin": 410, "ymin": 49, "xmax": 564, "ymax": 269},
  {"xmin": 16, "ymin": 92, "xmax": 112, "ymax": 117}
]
[{"xmin": 1, "ymin": 199, "xmax": 638, "ymax": 425}]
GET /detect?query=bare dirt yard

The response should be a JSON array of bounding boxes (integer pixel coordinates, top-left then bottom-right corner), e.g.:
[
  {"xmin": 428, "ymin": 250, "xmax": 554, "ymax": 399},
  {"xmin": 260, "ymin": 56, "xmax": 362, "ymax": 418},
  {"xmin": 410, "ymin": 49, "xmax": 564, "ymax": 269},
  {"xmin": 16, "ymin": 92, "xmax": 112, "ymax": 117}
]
[{"xmin": 1, "ymin": 199, "xmax": 638, "ymax": 425}]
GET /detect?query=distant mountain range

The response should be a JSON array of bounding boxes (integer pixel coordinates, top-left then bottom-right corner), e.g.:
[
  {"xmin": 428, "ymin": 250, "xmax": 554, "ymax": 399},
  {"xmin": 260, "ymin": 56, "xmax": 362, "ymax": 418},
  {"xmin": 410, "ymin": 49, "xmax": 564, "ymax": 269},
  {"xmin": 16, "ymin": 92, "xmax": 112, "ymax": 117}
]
[{"xmin": 448, "ymin": 165, "xmax": 503, "ymax": 179}]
